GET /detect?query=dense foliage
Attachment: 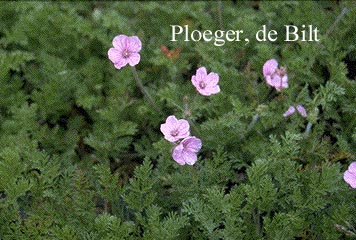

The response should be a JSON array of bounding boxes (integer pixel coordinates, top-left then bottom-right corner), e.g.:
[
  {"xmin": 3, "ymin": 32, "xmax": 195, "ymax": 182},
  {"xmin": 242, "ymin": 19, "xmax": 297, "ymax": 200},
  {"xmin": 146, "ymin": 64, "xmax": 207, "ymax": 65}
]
[{"xmin": 0, "ymin": 1, "xmax": 355, "ymax": 239}]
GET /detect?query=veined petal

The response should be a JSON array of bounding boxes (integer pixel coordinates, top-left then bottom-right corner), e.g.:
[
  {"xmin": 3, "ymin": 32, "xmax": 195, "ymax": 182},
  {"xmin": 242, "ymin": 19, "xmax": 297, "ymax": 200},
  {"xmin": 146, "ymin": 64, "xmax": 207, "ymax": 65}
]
[
  {"xmin": 114, "ymin": 59, "xmax": 128, "ymax": 69},
  {"xmin": 128, "ymin": 53, "xmax": 141, "ymax": 66},
  {"xmin": 183, "ymin": 137, "xmax": 202, "ymax": 153},
  {"xmin": 112, "ymin": 35, "xmax": 128, "ymax": 50},
  {"xmin": 127, "ymin": 36, "xmax": 142, "ymax": 52},
  {"xmin": 263, "ymin": 59, "xmax": 278, "ymax": 77},
  {"xmin": 207, "ymin": 72, "xmax": 219, "ymax": 86},
  {"xmin": 195, "ymin": 67, "xmax": 207, "ymax": 81},
  {"xmin": 108, "ymin": 48, "xmax": 123, "ymax": 64},
  {"xmin": 172, "ymin": 144, "xmax": 186, "ymax": 165},
  {"xmin": 344, "ymin": 170, "xmax": 356, "ymax": 188},
  {"xmin": 206, "ymin": 85, "xmax": 220, "ymax": 95},
  {"xmin": 183, "ymin": 151, "xmax": 198, "ymax": 165},
  {"xmin": 177, "ymin": 120, "xmax": 190, "ymax": 136},
  {"xmin": 166, "ymin": 115, "xmax": 178, "ymax": 126}
]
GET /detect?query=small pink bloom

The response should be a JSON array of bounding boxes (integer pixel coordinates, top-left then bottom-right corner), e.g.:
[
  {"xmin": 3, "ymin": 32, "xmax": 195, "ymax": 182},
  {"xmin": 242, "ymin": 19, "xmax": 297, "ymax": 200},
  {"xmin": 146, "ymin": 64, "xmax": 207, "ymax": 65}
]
[
  {"xmin": 263, "ymin": 59, "xmax": 288, "ymax": 91},
  {"xmin": 296, "ymin": 105, "xmax": 307, "ymax": 117},
  {"xmin": 344, "ymin": 162, "xmax": 356, "ymax": 188},
  {"xmin": 160, "ymin": 115, "xmax": 190, "ymax": 142},
  {"xmin": 283, "ymin": 105, "xmax": 307, "ymax": 118},
  {"xmin": 191, "ymin": 67, "xmax": 220, "ymax": 96},
  {"xmin": 283, "ymin": 106, "xmax": 296, "ymax": 117},
  {"xmin": 172, "ymin": 136, "xmax": 202, "ymax": 165},
  {"xmin": 108, "ymin": 34, "xmax": 142, "ymax": 69}
]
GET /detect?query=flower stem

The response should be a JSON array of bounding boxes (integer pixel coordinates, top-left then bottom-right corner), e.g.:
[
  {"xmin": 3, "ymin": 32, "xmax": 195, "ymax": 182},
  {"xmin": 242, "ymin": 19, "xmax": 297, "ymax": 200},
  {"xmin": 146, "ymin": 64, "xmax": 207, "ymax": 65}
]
[
  {"xmin": 247, "ymin": 113, "xmax": 260, "ymax": 132},
  {"xmin": 131, "ymin": 66, "xmax": 162, "ymax": 114},
  {"xmin": 325, "ymin": 7, "xmax": 348, "ymax": 36},
  {"xmin": 217, "ymin": 0, "xmax": 224, "ymax": 30}
]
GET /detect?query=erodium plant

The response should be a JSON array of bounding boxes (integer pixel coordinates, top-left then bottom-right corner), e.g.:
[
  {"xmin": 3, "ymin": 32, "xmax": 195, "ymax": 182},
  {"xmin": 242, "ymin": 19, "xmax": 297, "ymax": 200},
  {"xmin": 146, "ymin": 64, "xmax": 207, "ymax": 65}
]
[{"xmin": 1, "ymin": 2, "xmax": 355, "ymax": 239}]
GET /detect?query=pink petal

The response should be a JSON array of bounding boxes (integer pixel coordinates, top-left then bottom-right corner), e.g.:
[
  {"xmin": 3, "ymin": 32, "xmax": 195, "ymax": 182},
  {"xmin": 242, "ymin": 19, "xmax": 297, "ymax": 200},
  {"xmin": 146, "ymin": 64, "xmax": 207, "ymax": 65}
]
[
  {"xmin": 127, "ymin": 36, "xmax": 142, "ymax": 52},
  {"xmin": 191, "ymin": 75, "xmax": 199, "ymax": 87},
  {"xmin": 166, "ymin": 115, "xmax": 178, "ymax": 126},
  {"xmin": 182, "ymin": 151, "xmax": 198, "ymax": 165},
  {"xmin": 296, "ymin": 105, "xmax": 307, "ymax": 117},
  {"xmin": 172, "ymin": 144, "xmax": 186, "ymax": 165},
  {"xmin": 183, "ymin": 137, "xmax": 202, "ymax": 153},
  {"xmin": 160, "ymin": 116, "xmax": 176, "ymax": 136},
  {"xmin": 281, "ymin": 75, "xmax": 288, "ymax": 88},
  {"xmin": 344, "ymin": 170, "xmax": 356, "ymax": 188},
  {"xmin": 283, "ymin": 106, "xmax": 296, "ymax": 117},
  {"xmin": 205, "ymin": 85, "xmax": 220, "ymax": 95},
  {"xmin": 207, "ymin": 72, "xmax": 219, "ymax": 86},
  {"xmin": 127, "ymin": 53, "xmax": 141, "ymax": 66},
  {"xmin": 177, "ymin": 120, "xmax": 190, "ymax": 137},
  {"xmin": 196, "ymin": 89, "xmax": 210, "ymax": 96},
  {"xmin": 348, "ymin": 162, "xmax": 356, "ymax": 174},
  {"xmin": 195, "ymin": 67, "xmax": 207, "ymax": 81},
  {"xmin": 160, "ymin": 123, "xmax": 171, "ymax": 137},
  {"xmin": 269, "ymin": 75, "xmax": 282, "ymax": 88},
  {"xmin": 112, "ymin": 35, "xmax": 128, "ymax": 50},
  {"xmin": 114, "ymin": 60, "xmax": 128, "ymax": 70},
  {"xmin": 263, "ymin": 59, "xmax": 278, "ymax": 78},
  {"xmin": 108, "ymin": 48, "xmax": 123, "ymax": 64}
]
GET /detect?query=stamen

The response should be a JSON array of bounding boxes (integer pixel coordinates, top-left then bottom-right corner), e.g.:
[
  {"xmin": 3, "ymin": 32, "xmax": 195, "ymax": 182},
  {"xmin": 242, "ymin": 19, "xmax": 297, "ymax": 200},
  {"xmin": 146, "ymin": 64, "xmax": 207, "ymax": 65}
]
[
  {"xmin": 171, "ymin": 129, "xmax": 179, "ymax": 137},
  {"xmin": 199, "ymin": 81, "xmax": 206, "ymax": 89},
  {"xmin": 122, "ymin": 49, "xmax": 130, "ymax": 58}
]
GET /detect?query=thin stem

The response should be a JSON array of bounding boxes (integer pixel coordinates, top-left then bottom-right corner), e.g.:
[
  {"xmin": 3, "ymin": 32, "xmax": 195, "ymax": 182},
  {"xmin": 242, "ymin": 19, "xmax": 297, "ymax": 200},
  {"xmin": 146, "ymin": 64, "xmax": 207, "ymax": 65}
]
[
  {"xmin": 131, "ymin": 66, "xmax": 162, "ymax": 114},
  {"xmin": 188, "ymin": 119, "xmax": 201, "ymax": 136},
  {"xmin": 183, "ymin": 94, "xmax": 201, "ymax": 136},
  {"xmin": 217, "ymin": 0, "xmax": 224, "ymax": 30},
  {"xmin": 190, "ymin": 165, "xmax": 199, "ymax": 191},
  {"xmin": 325, "ymin": 7, "xmax": 348, "ymax": 36},
  {"xmin": 247, "ymin": 113, "xmax": 260, "ymax": 132}
]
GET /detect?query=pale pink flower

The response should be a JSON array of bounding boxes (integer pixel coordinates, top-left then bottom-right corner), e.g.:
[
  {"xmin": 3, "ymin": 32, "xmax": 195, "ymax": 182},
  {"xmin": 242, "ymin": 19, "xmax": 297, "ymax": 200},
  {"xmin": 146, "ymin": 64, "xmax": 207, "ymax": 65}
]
[
  {"xmin": 344, "ymin": 162, "xmax": 356, "ymax": 188},
  {"xmin": 108, "ymin": 34, "xmax": 142, "ymax": 69},
  {"xmin": 191, "ymin": 67, "xmax": 220, "ymax": 96},
  {"xmin": 160, "ymin": 115, "xmax": 190, "ymax": 142},
  {"xmin": 283, "ymin": 105, "xmax": 307, "ymax": 118},
  {"xmin": 263, "ymin": 59, "xmax": 288, "ymax": 91},
  {"xmin": 172, "ymin": 136, "xmax": 202, "ymax": 165}
]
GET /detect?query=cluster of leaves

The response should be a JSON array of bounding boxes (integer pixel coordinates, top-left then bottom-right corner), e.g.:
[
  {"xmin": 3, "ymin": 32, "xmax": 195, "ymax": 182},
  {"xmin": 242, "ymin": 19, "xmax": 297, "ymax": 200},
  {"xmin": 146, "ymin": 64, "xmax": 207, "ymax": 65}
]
[{"xmin": 0, "ymin": 1, "xmax": 355, "ymax": 239}]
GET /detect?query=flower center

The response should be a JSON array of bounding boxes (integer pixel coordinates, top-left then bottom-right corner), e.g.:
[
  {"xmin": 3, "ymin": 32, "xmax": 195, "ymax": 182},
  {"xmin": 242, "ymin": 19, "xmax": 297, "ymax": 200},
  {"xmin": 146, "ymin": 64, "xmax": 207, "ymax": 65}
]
[
  {"xmin": 122, "ymin": 49, "xmax": 130, "ymax": 59},
  {"xmin": 199, "ymin": 81, "xmax": 206, "ymax": 89},
  {"xmin": 171, "ymin": 129, "xmax": 179, "ymax": 137}
]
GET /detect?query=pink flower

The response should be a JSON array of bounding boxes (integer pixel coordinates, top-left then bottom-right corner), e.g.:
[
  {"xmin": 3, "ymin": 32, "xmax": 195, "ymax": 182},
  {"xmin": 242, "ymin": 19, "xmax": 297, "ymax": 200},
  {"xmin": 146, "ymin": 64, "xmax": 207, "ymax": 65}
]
[
  {"xmin": 172, "ymin": 136, "xmax": 202, "ymax": 165},
  {"xmin": 263, "ymin": 59, "xmax": 288, "ymax": 91},
  {"xmin": 344, "ymin": 162, "xmax": 356, "ymax": 188},
  {"xmin": 283, "ymin": 105, "xmax": 307, "ymax": 118},
  {"xmin": 191, "ymin": 67, "xmax": 220, "ymax": 96},
  {"xmin": 108, "ymin": 34, "xmax": 142, "ymax": 69},
  {"xmin": 160, "ymin": 115, "xmax": 190, "ymax": 142}
]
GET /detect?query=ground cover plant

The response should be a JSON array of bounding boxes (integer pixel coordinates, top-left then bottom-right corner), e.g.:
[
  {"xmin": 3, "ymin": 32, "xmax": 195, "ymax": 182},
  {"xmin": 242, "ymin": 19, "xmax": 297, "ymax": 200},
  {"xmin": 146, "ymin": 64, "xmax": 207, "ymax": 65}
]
[{"xmin": 0, "ymin": 1, "xmax": 356, "ymax": 239}]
